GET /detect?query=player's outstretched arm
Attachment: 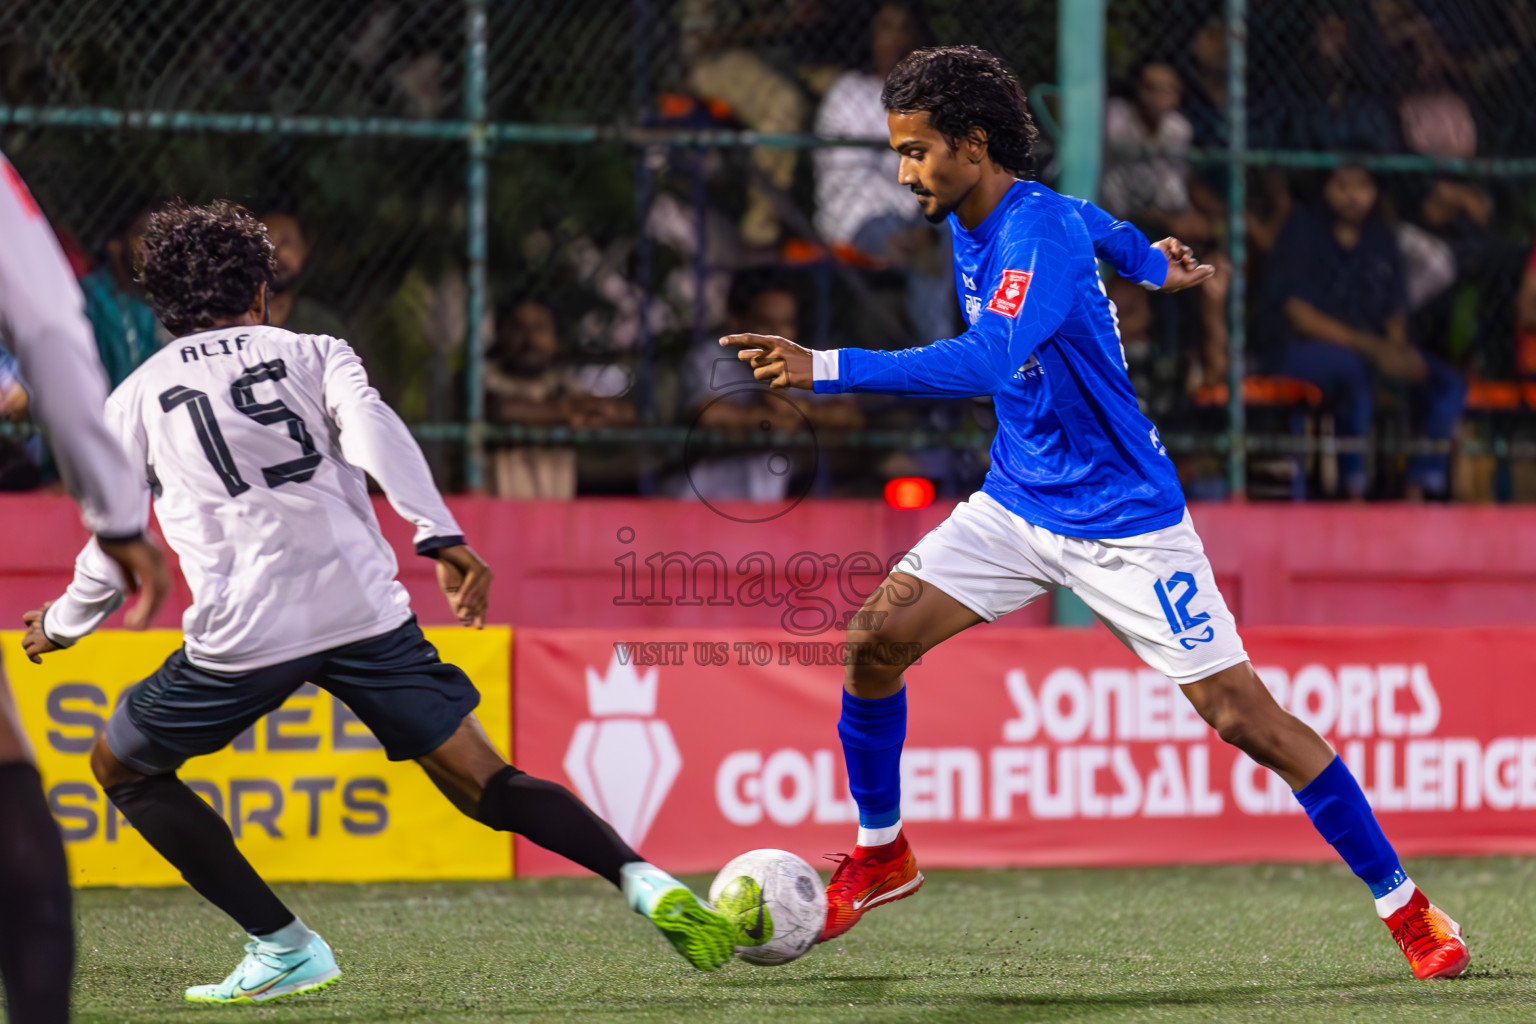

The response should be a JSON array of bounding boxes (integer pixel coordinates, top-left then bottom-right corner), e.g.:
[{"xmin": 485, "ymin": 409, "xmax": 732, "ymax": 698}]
[
  {"xmin": 1153, "ymin": 237, "xmax": 1217, "ymax": 292},
  {"xmin": 726, "ymin": 229, "xmax": 1074, "ymax": 399},
  {"xmin": 1068, "ymin": 195, "xmax": 1170, "ymax": 287},
  {"xmin": 23, "ymin": 537, "xmax": 134, "ymax": 661},
  {"xmin": 1068, "ymin": 196, "xmax": 1214, "ymax": 293},
  {"xmin": 718, "ymin": 334, "xmax": 815, "ymax": 390},
  {"xmin": 0, "ymin": 155, "xmax": 171, "ymax": 628},
  {"xmin": 318, "ymin": 336, "xmax": 490, "ymax": 625}
]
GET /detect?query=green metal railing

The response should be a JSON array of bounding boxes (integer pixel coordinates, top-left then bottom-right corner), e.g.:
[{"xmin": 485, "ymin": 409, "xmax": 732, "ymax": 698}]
[{"xmin": 6, "ymin": 0, "xmax": 1535, "ymax": 497}]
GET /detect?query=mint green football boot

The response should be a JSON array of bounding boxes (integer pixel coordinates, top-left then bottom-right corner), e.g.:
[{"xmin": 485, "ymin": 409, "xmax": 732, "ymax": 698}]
[
  {"xmin": 621, "ymin": 862, "xmax": 736, "ymax": 970},
  {"xmin": 184, "ymin": 934, "xmax": 341, "ymax": 1003}
]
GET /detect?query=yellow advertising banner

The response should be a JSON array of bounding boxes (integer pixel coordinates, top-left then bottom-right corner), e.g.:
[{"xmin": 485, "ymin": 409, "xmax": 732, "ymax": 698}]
[{"xmin": 1, "ymin": 628, "xmax": 513, "ymax": 886}]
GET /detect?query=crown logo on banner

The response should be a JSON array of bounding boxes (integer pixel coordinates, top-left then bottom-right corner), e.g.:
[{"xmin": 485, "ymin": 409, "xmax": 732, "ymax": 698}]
[
  {"xmin": 585, "ymin": 649, "xmax": 659, "ymax": 717},
  {"xmin": 566, "ymin": 649, "xmax": 680, "ymax": 849}
]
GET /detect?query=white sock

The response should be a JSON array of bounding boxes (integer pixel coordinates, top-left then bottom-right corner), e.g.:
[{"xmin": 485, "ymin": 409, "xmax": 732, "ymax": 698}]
[
  {"xmin": 1374, "ymin": 876, "xmax": 1416, "ymax": 918},
  {"xmin": 857, "ymin": 820, "xmax": 902, "ymax": 848},
  {"xmin": 253, "ymin": 917, "xmax": 315, "ymax": 954}
]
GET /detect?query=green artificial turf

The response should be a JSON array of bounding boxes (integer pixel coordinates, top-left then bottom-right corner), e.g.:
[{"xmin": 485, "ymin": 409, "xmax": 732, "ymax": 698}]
[{"xmin": 64, "ymin": 858, "xmax": 1534, "ymax": 1023}]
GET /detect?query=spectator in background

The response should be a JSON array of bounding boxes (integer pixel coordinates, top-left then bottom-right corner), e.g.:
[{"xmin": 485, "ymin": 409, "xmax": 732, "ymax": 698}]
[
  {"xmin": 1266, "ymin": 163, "xmax": 1465, "ymax": 499},
  {"xmin": 1179, "ymin": 15, "xmax": 1268, "ymax": 150},
  {"xmin": 1400, "ymin": 179, "xmax": 1522, "ymax": 374},
  {"xmin": 669, "ymin": 271, "xmax": 861, "ymax": 502},
  {"xmin": 1515, "ymin": 241, "xmax": 1536, "ymax": 378},
  {"xmin": 681, "ymin": 0, "xmax": 818, "ymax": 248},
  {"xmin": 1101, "ymin": 61, "xmax": 1229, "ymax": 401},
  {"xmin": 259, "ymin": 212, "xmax": 348, "ymax": 338},
  {"xmin": 1370, "ymin": 0, "xmax": 1478, "ymax": 160},
  {"xmin": 0, "ymin": 349, "xmax": 43, "ymax": 491},
  {"xmin": 485, "ymin": 297, "xmax": 634, "ymax": 499},
  {"xmin": 1285, "ymin": 11, "xmax": 1400, "ymax": 152},
  {"xmin": 81, "ymin": 210, "xmax": 166, "ymax": 387},
  {"xmin": 1102, "ymin": 62, "xmax": 1208, "ymax": 248},
  {"xmin": 814, "ymin": 1, "xmax": 954, "ymax": 342},
  {"xmin": 1177, "ymin": 15, "xmax": 1290, "ymax": 255}
]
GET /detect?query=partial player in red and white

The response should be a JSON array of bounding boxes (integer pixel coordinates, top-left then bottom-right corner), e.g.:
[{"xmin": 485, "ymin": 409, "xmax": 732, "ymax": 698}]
[
  {"xmin": 0, "ymin": 150, "xmax": 172, "ymax": 1024},
  {"xmin": 22, "ymin": 200, "xmax": 738, "ymax": 1005}
]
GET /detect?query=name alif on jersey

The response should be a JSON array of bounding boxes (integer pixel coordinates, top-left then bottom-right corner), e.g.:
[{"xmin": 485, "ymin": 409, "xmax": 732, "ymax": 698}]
[{"xmin": 180, "ymin": 333, "xmax": 253, "ymax": 362}]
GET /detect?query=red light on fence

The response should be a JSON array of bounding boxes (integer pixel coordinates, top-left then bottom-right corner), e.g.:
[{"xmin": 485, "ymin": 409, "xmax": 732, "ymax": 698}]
[{"xmin": 884, "ymin": 476, "xmax": 935, "ymax": 510}]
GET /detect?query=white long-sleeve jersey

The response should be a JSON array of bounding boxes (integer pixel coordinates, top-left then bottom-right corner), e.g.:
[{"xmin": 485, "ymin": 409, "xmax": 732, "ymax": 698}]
[
  {"xmin": 43, "ymin": 324, "xmax": 464, "ymax": 671},
  {"xmin": 0, "ymin": 152, "xmax": 148, "ymax": 538}
]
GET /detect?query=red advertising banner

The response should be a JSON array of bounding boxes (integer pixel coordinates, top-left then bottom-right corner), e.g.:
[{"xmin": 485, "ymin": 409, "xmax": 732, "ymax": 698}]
[{"xmin": 512, "ymin": 627, "xmax": 1536, "ymax": 877}]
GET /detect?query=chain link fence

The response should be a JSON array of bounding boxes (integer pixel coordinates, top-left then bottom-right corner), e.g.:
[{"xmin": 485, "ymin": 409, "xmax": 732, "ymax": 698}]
[{"xmin": 5, "ymin": 0, "xmax": 1536, "ymax": 500}]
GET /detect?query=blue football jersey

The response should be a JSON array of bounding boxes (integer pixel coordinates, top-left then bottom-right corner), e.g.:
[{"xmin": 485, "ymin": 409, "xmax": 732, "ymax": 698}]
[{"xmin": 812, "ymin": 182, "xmax": 1185, "ymax": 538}]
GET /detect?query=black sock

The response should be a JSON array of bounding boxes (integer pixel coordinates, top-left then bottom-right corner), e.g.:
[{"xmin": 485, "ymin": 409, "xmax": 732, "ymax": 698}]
[
  {"xmin": 0, "ymin": 762, "xmax": 72, "ymax": 1024},
  {"xmin": 104, "ymin": 773, "xmax": 294, "ymax": 936},
  {"xmin": 477, "ymin": 766, "xmax": 640, "ymax": 887}
]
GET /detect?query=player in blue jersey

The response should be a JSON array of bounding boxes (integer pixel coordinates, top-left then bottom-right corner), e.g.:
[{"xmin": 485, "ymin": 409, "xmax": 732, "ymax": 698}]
[{"xmin": 720, "ymin": 46, "xmax": 1467, "ymax": 980}]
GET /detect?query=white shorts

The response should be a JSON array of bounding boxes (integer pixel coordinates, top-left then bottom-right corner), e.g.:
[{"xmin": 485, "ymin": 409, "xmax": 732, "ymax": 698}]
[{"xmin": 899, "ymin": 491, "xmax": 1248, "ymax": 684}]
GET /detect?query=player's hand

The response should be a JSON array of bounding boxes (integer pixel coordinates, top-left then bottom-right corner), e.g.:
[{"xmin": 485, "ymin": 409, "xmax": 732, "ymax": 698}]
[
  {"xmin": 719, "ymin": 334, "xmax": 814, "ymax": 390},
  {"xmin": 0, "ymin": 381, "xmax": 29, "ymax": 421},
  {"xmin": 1367, "ymin": 340, "xmax": 1429, "ymax": 383},
  {"xmin": 435, "ymin": 544, "xmax": 493, "ymax": 629},
  {"xmin": 1154, "ymin": 237, "xmax": 1217, "ymax": 293},
  {"xmin": 22, "ymin": 603, "xmax": 61, "ymax": 664},
  {"xmin": 97, "ymin": 535, "xmax": 171, "ymax": 631}
]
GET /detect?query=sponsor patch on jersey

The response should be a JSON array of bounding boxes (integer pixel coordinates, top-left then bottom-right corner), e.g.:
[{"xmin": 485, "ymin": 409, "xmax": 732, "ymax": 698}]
[{"xmin": 985, "ymin": 269, "xmax": 1032, "ymax": 318}]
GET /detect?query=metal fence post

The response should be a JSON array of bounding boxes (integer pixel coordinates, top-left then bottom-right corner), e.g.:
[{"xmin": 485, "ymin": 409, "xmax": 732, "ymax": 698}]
[
  {"xmin": 1225, "ymin": 0, "xmax": 1248, "ymax": 499},
  {"xmin": 1056, "ymin": 0, "xmax": 1106, "ymax": 202},
  {"xmin": 464, "ymin": 0, "xmax": 490, "ymax": 492},
  {"xmin": 1052, "ymin": 0, "xmax": 1107, "ymax": 628}
]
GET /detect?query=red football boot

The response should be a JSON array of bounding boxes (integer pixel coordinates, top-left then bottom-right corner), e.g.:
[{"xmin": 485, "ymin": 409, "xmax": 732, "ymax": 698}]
[
  {"xmin": 818, "ymin": 830, "xmax": 924, "ymax": 943},
  {"xmin": 1384, "ymin": 887, "xmax": 1470, "ymax": 980}
]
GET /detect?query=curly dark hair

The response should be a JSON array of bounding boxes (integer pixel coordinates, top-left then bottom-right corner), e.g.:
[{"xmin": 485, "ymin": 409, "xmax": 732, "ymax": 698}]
[
  {"xmin": 881, "ymin": 45, "xmax": 1038, "ymax": 177},
  {"xmin": 136, "ymin": 200, "xmax": 275, "ymax": 337}
]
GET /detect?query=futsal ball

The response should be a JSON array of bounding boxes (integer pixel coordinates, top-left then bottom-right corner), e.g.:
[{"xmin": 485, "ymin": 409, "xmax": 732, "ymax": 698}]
[{"xmin": 708, "ymin": 849, "xmax": 827, "ymax": 965}]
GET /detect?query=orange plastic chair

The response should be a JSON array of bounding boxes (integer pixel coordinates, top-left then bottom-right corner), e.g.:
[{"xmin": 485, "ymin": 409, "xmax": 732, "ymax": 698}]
[
  {"xmin": 1465, "ymin": 379, "xmax": 1523, "ymax": 412},
  {"xmin": 1191, "ymin": 376, "xmax": 1323, "ymax": 409}
]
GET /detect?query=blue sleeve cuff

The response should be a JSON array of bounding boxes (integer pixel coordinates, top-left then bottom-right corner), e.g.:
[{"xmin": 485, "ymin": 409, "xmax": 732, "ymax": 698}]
[
  {"xmin": 1139, "ymin": 246, "xmax": 1169, "ymax": 289},
  {"xmin": 416, "ymin": 535, "xmax": 465, "ymax": 558}
]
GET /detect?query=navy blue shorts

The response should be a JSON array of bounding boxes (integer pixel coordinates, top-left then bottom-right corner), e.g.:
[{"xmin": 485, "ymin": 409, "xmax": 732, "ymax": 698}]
[{"xmin": 104, "ymin": 618, "xmax": 480, "ymax": 775}]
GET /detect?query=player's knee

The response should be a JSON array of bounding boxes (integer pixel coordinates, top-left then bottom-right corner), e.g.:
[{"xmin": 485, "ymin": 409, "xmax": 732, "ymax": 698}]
[
  {"xmin": 1211, "ymin": 706, "xmax": 1256, "ymax": 751},
  {"xmin": 1207, "ymin": 691, "xmax": 1290, "ymax": 761},
  {"xmin": 1190, "ymin": 667, "xmax": 1278, "ymax": 755},
  {"xmin": 842, "ymin": 624, "xmax": 917, "ymax": 696},
  {"xmin": 844, "ymin": 659, "xmax": 901, "ymax": 695}
]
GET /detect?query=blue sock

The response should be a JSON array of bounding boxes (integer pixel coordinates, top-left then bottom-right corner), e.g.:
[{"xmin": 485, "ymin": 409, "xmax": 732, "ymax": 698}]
[
  {"xmin": 1294, "ymin": 756, "xmax": 1407, "ymax": 898},
  {"xmin": 838, "ymin": 687, "xmax": 906, "ymax": 830}
]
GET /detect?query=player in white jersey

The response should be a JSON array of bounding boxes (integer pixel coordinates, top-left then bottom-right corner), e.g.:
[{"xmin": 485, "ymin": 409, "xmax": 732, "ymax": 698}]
[
  {"xmin": 20, "ymin": 201, "xmax": 738, "ymax": 1005},
  {"xmin": 0, "ymin": 151, "xmax": 171, "ymax": 1024}
]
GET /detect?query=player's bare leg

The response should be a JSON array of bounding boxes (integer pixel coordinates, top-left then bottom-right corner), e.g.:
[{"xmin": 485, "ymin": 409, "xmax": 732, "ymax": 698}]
[
  {"xmin": 1181, "ymin": 662, "xmax": 1333, "ymax": 788},
  {"xmin": 820, "ymin": 572, "xmax": 982, "ymax": 942},
  {"xmin": 90, "ymin": 735, "xmax": 341, "ymax": 1003},
  {"xmin": 416, "ymin": 714, "xmax": 737, "ymax": 970},
  {"xmin": 0, "ymin": 668, "xmax": 74, "ymax": 1024},
  {"xmin": 1183, "ymin": 663, "xmax": 1469, "ymax": 979}
]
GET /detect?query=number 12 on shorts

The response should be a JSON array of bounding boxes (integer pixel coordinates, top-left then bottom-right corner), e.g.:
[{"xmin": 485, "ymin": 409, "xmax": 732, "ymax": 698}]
[{"xmin": 1153, "ymin": 571, "xmax": 1211, "ymax": 636}]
